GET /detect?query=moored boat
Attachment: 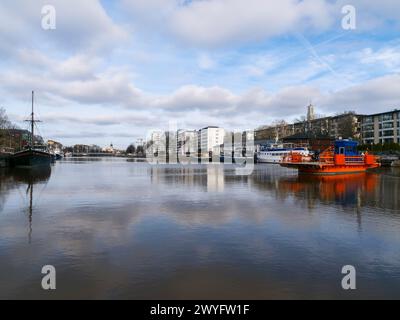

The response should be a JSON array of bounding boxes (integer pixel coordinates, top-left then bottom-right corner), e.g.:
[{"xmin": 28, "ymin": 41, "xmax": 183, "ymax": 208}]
[
  {"xmin": 0, "ymin": 148, "xmax": 13, "ymax": 168},
  {"xmin": 257, "ymin": 142, "xmax": 312, "ymax": 163},
  {"xmin": 50, "ymin": 146, "xmax": 63, "ymax": 160},
  {"xmin": 12, "ymin": 147, "xmax": 52, "ymax": 167},
  {"xmin": 11, "ymin": 91, "xmax": 52, "ymax": 168},
  {"xmin": 280, "ymin": 139, "xmax": 380, "ymax": 175},
  {"xmin": 392, "ymin": 160, "xmax": 400, "ymax": 167}
]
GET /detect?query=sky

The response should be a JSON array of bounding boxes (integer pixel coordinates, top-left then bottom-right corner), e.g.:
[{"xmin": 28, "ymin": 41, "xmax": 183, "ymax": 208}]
[{"xmin": 0, "ymin": 0, "xmax": 399, "ymax": 149}]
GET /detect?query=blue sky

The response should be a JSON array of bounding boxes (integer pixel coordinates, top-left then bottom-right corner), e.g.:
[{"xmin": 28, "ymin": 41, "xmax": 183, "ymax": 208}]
[{"xmin": 0, "ymin": 0, "xmax": 399, "ymax": 148}]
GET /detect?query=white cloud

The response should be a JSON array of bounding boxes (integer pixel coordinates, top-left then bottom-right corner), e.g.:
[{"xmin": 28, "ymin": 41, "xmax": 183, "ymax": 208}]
[
  {"xmin": 169, "ymin": 0, "xmax": 334, "ymax": 47},
  {"xmin": 152, "ymin": 85, "xmax": 237, "ymax": 112},
  {"xmin": 321, "ymin": 73, "xmax": 400, "ymax": 114},
  {"xmin": 0, "ymin": 0, "xmax": 127, "ymax": 56},
  {"xmin": 121, "ymin": 0, "xmax": 400, "ymax": 48},
  {"xmin": 2, "ymin": 54, "xmax": 399, "ymax": 124},
  {"xmin": 360, "ymin": 47, "xmax": 400, "ymax": 69}
]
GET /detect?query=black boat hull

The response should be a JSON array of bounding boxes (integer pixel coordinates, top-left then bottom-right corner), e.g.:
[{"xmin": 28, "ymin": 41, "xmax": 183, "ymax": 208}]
[
  {"xmin": 0, "ymin": 154, "xmax": 11, "ymax": 168},
  {"xmin": 12, "ymin": 149, "xmax": 52, "ymax": 167}
]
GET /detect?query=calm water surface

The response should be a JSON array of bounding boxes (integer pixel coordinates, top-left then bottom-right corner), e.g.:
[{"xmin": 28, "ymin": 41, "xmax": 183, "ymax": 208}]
[{"xmin": 0, "ymin": 158, "xmax": 400, "ymax": 299}]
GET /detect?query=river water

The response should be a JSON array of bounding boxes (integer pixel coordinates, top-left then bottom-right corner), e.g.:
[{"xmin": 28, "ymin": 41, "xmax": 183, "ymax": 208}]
[{"xmin": 0, "ymin": 158, "xmax": 399, "ymax": 299}]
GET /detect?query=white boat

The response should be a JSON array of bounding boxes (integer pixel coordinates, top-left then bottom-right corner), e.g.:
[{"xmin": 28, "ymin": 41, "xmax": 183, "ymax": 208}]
[
  {"xmin": 392, "ymin": 160, "xmax": 400, "ymax": 167},
  {"xmin": 49, "ymin": 147, "xmax": 63, "ymax": 160},
  {"xmin": 257, "ymin": 143, "xmax": 312, "ymax": 163}
]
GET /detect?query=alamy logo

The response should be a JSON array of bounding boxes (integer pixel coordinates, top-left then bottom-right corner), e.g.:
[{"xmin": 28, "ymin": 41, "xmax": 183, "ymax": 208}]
[
  {"xmin": 341, "ymin": 5, "xmax": 356, "ymax": 30},
  {"xmin": 145, "ymin": 122, "xmax": 255, "ymax": 176},
  {"xmin": 341, "ymin": 265, "xmax": 356, "ymax": 290},
  {"xmin": 41, "ymin": 5, "xmax": 56, "ymax": 30},
  {"xmin": 41, "ymin": 265, "xmax": 56, "ymax": 290}
]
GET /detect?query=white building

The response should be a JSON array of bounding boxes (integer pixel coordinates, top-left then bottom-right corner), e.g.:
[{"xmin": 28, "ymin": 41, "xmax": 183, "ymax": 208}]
[
  {"xmin": 150, "ymin": 131, "xmax": 162, "ymax": 146},
  {"xmin": 177, "ymin": 129, "xmax": 198, "ymax": 156},
  {"xmin": 102, "ymin": 143, "xmax": 115, "ymax": 153},
  {"xmin": 199, "ymin": 126, "xmax": 225, "ymax": 156}
]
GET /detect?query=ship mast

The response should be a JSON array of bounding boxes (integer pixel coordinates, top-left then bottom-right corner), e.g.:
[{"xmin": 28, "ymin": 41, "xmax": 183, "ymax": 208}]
[
  {"xmin": 31, "ymin": 91, "xmax": 34, "ymax": 147},
  {"xmin": 25, "ymin": 91, "xmax": 41, "ymax": 148}
]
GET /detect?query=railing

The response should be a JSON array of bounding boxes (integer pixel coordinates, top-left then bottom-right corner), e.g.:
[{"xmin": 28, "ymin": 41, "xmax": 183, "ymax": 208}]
[
  {"xmin": 319, "ymin": 146, "xmax": 334, "ymax": 163},
  {"xmin": 344, "ymin": 156, "xmax": 364, "ymax": 164}
]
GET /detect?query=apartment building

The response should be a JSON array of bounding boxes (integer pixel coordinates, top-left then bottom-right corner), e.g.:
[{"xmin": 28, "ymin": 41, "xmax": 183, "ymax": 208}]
[
  {"xmin": 47, "ymin": 139, "xmax": 63, "ymax": 151},
  {"xmin": 199, "ymin": 126, "xmax": 225, "ymax": 156},
  {"xmin": 361, "ymin": 110, "xmax": 400, "ymax": 145},
  {"xmin": 329, "ymin": 113, "xmax": 363, "ymax": 140},
  {"xmin": 148, "ymin": 131, "xmax": 164, "ymax": 156},
  {"xmin": 255, "ymin": 110, "xmax": 363, "ymax": 144},
  {"xmin": 177, "ymin": 129, "xmax": 198, "ymax": 156}
]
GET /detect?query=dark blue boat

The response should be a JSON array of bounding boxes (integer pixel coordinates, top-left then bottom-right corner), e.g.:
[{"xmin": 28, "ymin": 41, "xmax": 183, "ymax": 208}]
[
  {"xmin": 12, "ymin": 147, "xmax": 52, "ymax": 167},
  {"xmin": 11, "ymin": 91, "xmax": 52, "ymax": 168}
]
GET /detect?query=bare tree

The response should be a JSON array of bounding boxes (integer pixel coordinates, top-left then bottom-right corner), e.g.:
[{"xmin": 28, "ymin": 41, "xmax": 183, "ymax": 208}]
[
  {"xmin": 272, "ymin": 119, "xmax": 291, "ymax": 139},
  {"xmin": 337, "ymin": 113, "xmax": 357, "ymax": 139},
  {"xmin": 294, "ymin": 116, "xmax": 307, "ymax": 123},
  {"xmin": 0, "ymin": 108, "xmax": 11, "ymax": 129}
]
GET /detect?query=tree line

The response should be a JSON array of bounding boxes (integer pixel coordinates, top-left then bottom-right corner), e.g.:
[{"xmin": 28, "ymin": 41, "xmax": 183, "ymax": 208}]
[
  {"xmin": 126, "ymin": 144, "xmax": 145, "ymax": 156},
  {"xmin": 0, "ymin": 107, "xmax": 20, "ymax": 151}
]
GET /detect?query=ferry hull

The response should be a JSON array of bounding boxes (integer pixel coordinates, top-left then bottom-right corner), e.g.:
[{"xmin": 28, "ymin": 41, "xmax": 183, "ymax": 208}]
[
  {"xmin": 12, "ymin": 149, "xmax": 52, "ymax": 168},
  {"xmin": 256, "ymin": 157, "xmax": 282, "ymax": 164},
  {"xmin": 281, "ymin": 162, "xmax": 380, "ymax": 175},
  {"xmin": 298, "ymin": 165, "xmax": 379, "ymax": 175}
]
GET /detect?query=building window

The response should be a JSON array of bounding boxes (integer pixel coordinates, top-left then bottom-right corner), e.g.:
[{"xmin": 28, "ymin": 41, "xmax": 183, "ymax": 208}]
[
  {"xmin": 362, "ymin": 124, "xmax": 374, "ymax": 131},
  {"xmin": 380, "ymin": 130, "xmax": 394, "ymax": 137},
  {"xmin": 363, "ymin": 132, "xmax": 374, "ymax": 138},
  {"xmin": 380, "ymin": 113, "xmax": 394, "ymax": 121},
  {"xmin": 380, "ymin": 122, "xmax": 394, "ymax": 129},
  {"xmin": 363, "ymin": 116, "xmax": 373, "ymax": 124}
]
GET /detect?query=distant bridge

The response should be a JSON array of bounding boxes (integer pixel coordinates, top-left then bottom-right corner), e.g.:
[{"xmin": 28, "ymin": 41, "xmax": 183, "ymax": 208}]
[
  {"xmin": 71, "ymin": 153, "xmax": 119, "ymax": 157},
  {"xmin": 70, "ymin": 153, "xmax": 142, "ymax": 158}
]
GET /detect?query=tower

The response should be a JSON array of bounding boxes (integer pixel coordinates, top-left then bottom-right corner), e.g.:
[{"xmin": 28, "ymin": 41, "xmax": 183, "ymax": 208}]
[{"xmin": 307, "ymin": 104, "xmax": 315, "ymax": 122}]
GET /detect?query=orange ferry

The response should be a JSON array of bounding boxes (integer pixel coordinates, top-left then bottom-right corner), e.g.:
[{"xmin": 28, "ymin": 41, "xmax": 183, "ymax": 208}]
[{"xmin": 280, "ymin": 139, "xmax": 380, "ymax": 175}]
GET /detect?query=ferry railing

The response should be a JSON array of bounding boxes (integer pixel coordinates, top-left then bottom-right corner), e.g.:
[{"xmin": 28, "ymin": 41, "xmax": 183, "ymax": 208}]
[
  {"xmin": 319, "ymin": 146, "xmax": 334, "ymax": 164},
  {"xmin": 344, "ymin": 156, "xmax": 364, "ymax": 164},
  {"xmin": 281, "ymin": 149, "xmax": 379, "ymax": 166}
]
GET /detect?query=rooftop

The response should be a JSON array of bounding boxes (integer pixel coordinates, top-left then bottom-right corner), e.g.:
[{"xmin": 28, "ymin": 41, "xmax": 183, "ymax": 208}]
[{"xmin": 363, "ymin": 109, "xmax": 399, "ymax": 117}]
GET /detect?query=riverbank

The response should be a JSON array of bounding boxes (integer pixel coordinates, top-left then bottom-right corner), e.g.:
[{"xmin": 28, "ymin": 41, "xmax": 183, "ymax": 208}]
[{"xmin": 379, "ymin": 154, "xmax": 400, "ymax": 167}]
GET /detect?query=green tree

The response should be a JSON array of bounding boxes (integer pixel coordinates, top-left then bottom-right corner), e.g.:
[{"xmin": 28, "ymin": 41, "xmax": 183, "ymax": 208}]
[{"xmin": 126, "ymin": 144, "xmax": 136, "ymax": 154}]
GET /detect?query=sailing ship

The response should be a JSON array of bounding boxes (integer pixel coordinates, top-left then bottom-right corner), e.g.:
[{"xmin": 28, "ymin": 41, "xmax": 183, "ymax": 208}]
[{"xmin": 11, "ymin": 91, "xmax": 52, "ymax": 168}]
